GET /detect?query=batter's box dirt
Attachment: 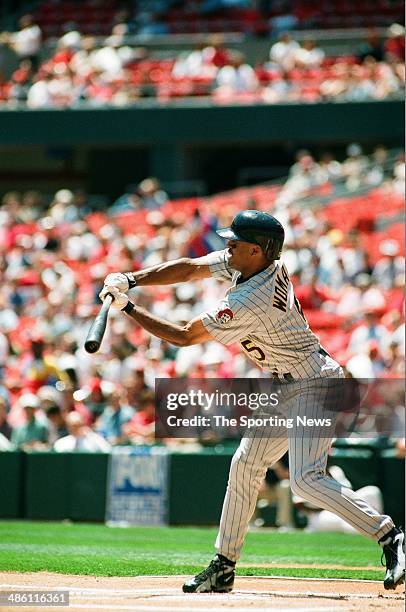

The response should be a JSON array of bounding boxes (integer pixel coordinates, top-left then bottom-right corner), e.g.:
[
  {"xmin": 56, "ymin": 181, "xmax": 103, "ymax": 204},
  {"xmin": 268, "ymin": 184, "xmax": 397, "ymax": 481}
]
[{"xmin": 0, "ymin": 572, "xmax": 404, "ymax": 611}]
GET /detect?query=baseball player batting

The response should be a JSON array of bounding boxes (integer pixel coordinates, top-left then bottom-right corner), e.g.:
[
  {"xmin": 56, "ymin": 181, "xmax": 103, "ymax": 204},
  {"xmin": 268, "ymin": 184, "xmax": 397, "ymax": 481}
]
[{"xmin": 99, "ymin": 210, "xmax": 405, "ymax": 592}]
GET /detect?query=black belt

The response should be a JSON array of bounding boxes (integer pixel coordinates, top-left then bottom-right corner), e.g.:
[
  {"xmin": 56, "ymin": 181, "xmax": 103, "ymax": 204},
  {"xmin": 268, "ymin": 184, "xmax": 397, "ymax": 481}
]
[{"xmin": 272, "ymin": 372, "xmax": 294, "ymax": 382}]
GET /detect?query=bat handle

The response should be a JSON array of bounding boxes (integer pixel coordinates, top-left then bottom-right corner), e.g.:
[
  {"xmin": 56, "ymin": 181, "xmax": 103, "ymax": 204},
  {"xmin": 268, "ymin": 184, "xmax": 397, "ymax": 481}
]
[
  {"xmin": 104, "ymin": 293, "xmax": 114, "ymax": 306},
  {"xmin": 84, "ymin": 294, "xmax": 113, "ymax": 354}
]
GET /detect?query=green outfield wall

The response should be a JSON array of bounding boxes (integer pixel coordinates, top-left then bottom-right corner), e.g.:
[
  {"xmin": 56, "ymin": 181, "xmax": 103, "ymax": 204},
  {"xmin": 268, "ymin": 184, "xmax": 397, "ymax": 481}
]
[
  {"xmin": 0, "ymin": 447, "xmax": 404, "ymax": 525},
  {"xmin": 1, "ymin": 101, "xmax": 402, "ymax": 147},
  {"xmin": 0, "ymin": 100, "xmax": 403, "ymax": 196}
]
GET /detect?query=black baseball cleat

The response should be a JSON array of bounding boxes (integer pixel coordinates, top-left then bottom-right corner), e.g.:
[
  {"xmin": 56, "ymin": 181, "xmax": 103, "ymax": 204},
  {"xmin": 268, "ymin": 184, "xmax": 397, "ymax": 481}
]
[
  {"xmin": 182, "ymin": 554, "xmax": 235, "ymax": 593},
  {"xmin": 379, "ymin": 527, "xmax": 405, "ymax": 590}
]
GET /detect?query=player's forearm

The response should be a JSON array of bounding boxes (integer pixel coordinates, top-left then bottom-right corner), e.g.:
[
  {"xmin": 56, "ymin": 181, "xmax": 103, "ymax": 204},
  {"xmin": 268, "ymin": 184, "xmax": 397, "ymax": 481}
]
[
  {"xmin": 122, "ymin": 302, "xmax": 188, "ymax": 345},
  {"xmin": 129, "ymin": 258, "xmax": 208, "ymax": 286},
  {"xmin": 122, "ymin": 302, "xmax": 210, "ymax": 346}
]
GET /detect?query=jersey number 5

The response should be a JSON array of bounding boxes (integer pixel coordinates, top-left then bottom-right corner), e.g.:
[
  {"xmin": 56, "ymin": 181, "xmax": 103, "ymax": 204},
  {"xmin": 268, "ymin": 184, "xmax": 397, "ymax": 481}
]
[{"xmin": 241, "ymin": 339, "xmax": 266, "ymax": 362}]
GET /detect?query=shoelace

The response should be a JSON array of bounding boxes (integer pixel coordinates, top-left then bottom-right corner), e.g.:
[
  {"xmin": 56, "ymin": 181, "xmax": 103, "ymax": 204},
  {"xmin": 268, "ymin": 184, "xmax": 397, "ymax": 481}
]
[
  {"xmin": 195, "ymin": 558, "xmax": 230, "ymax": 580},
  {"xmin": 195, "ymin": 559, "xmax": 222, "ymax": 580},
  {"xmin": 381, "ymin": 544, "xmax": 397, "ymax": 569},
  {"xmin": 381, "ymin": 527, "xmax": 404, "ymax": 568}
]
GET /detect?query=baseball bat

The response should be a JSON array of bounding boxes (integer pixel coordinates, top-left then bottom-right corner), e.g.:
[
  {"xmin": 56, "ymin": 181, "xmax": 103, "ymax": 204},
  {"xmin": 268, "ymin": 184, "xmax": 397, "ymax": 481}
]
[{"xmin": 84, "ymin": 294, "xmax": 113, "ymax": 353}]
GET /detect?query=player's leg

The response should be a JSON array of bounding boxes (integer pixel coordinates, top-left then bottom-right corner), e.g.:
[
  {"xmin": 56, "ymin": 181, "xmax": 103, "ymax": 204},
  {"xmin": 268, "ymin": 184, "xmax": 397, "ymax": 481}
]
[
  {"xmin": 288, "ymin": 380, "xmax": 404, "ymax": 590},
  {"xmin": 183, "ymin": 426, "xmax": 288, "ymax": 593},
  {"xmin": 215, "ymin": 429, "xmax": 288, "ymax": 562}
]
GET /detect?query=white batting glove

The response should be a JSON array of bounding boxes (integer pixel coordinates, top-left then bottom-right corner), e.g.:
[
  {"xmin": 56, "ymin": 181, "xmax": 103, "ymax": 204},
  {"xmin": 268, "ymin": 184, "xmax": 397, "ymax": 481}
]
[
  {"xmin": 99, "ymin": 286, "xmax": 129, "ymax": 310},
  {"xmin": 103, "ymin": 272, "xmax": 130, "ymax": 293}
]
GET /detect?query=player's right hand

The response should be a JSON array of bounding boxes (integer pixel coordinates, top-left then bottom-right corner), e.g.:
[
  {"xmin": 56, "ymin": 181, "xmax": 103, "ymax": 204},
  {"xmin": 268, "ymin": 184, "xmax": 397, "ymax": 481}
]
[
  {"xmin": 102, "ymin": 272, "xmax": 130, "ymax": 293},
  {"xmin": 100, "ymin": 286, "xmax": 129, "ymax": 310}
]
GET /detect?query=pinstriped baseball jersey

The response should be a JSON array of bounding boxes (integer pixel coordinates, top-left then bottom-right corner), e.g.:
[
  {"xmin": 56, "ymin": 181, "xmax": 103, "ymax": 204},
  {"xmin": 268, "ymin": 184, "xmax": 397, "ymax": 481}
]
[{"xmin": 200, "ymin": 249, "xmax": 337, "ymax": 379}]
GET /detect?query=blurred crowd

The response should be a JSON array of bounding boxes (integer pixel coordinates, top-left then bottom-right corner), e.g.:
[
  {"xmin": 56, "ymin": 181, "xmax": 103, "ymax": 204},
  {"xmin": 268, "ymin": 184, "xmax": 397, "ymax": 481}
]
[
  {"xmin": 0, "ymin": 145, "xmax": 404, "ymax": 452},
  {"xmin": 0, "ymin": 17, "xmax": 404, "ymax": 107},
  {"xmin": 0, "ymin": 0, "xmax": 404, "ymax": 39}
]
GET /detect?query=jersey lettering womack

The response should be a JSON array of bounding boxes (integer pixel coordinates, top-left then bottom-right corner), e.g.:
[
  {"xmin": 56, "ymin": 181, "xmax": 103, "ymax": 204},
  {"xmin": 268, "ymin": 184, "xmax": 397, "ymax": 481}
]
[{"xmin": 273, "ymin": 265, "xmax": 290, "ymax": 313}]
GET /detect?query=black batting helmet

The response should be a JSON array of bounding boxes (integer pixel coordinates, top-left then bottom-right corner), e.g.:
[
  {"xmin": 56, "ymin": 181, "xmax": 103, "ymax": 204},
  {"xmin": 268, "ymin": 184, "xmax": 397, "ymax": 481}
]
[{"xmin": 217, "ymin": 210, "xmax": 285, "ymax": 261}]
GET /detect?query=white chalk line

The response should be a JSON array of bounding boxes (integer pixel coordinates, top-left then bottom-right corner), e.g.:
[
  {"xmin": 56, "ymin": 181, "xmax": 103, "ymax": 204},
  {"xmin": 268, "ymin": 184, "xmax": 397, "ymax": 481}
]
[
  {"xmin": 0, "ymin": 573, "xmax": 384, "ymax": 589},
  {"xmin": 26, "ymin": 605, "xmax": 345, "ymax": 612},
  {"xmin": 0, "ymin": 583, "xmax": 403, "ymax": 603}
]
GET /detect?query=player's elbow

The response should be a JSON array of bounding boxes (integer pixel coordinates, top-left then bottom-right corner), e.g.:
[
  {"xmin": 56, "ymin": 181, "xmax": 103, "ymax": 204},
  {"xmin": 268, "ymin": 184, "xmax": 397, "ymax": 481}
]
[
  {"xmin": 174, "ymin": 329, "xmax": 194, "ymax": 347},
  {"xmin": 173, "ymin": 324, "xmax": 202, "ymax": 347},
  {"xmin": 167, "ymin": 327, "xmax": 191, "ymax": 347},
  {"xmin": 170, "ymin": 335, "xmax": 189, "ymax": 347}
]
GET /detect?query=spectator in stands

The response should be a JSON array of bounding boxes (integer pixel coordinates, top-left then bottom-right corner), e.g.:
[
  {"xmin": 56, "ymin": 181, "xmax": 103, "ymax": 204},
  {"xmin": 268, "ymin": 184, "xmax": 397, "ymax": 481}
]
[
  {"xmin": 341, "ymin": 143, "xmax": 369, "ymax": 190},
  {"xmin": 372, "ymin": 240, "xmax": 405, "ymax": 290},
  {"xmin": 54, "ymin": 411, "xmax": 111, "ymax": 452},
  {"xmin": 138, "ymin": 177, "xmax": 169, "ymax": 209},
  {"xmin": 348, "ymin": 309, "xmax": 390, "ymax": 356},
  {"xmin": 47, "ymin": 189, "xmax": 82, "ymax": 224},
  {"xmin": 0, "ymin": 431, "xmax": 12, "ymax": 450},
  {"xmin": 21, "ymin": 334, "xmax": 70, "ymax": 393},
  {"xmin": 318, "ymin": 152, "xmax": 342, "ymax": 181},
  {"xmin": 8, "ymin": 59, "xmax": 34, "ymax": 104},
  {"xmin": 172, "ymin": 41, "xmax": 221, "ymax": 80},
  {"xmin": 1, "ymin": 28, "xmax": 404, "ymax": 108},
  {"xmin": 0, "ymin": 330, "xmax": 8, "ymax": 368},
  {"xmin": 0, "ymin": 396, "xmax": 11, "ymax": 441},
  {"xmin": 111, "ymin": 177, "xmax": 168, "ymax": 213},
  {"xmin": 357, "ymin": 29, "xmax": 385, "ymax": 63},
  {"xmin": 319, "ymin": 61, "xmax": 351, "ymax": 101},
  {"xmin": 371, "ymin": 60, "xmax": 404, "ymax": 101},
  {"xmin": 9, "ymin": 15, "xmax": 42, "ymax": 70},
  {"xmin": 275, "ymin": 151, "xmax": 327, "ymax": 208},
  {"xmin": 123, "ymin": 390, "xmax": 156, "ymax": 444},
  {"xmin": 294, "ymin": 39, "xmax": 325, "ymax": 69},
  {"xmin": 336, "ymin": 274, "xmax": 385, "ymax": 318},
  {"xmin": 26, "ymin": 72, "xmax": 53, "ymax": 108},
  {"xmin": 343, "ymin": 64, "xmax": 376, "ymax": 102},
  {"xmin": 69, "ymin": 35, "xmax": 97, "ymax": 77},
  {"xmin": 269, "ymin": 32, "xmax": 299, "ymax": 72},
  {"xmin": 91, "ymin": 32, "xmax": 134, "ymax": 79},
  {"xmin": 215, "ymin": 51, "xmax": 259, "ymax": 94},
  {"xmin": 393, "ymin": 152, "xmax": 405, "ymax": 193},
  {"xmin": 204, "ymin": 35, "xmax": 231, "ymax": 68},
  {"xmin": 385, "ymin": 341, "xmax": 405, "ymax": 377},
  {"xmin": 11, "ymin": 393, "xmax": 49, "ymax": 450},
  {"xmin": 45, "ymin": 405, "xmax": 68, "ymax": 445},
  {"xmin": 295, "ymin": 274, "xmax": 331, "ymax": 310},
  {"xmin": 96, "ymin": 386, "xmax": 134, "ymax": 445},
  {"xmin": 385, "ymin": 23, "xmax": 405, "ymax": 62},
  {"xmin": 123, "ymin": 370, "xmax": 151, "ymax": 408},
  {"xmin": 365, "ymin": 146, "xmax": 389, "ymax": 186},
  {"xmin": 339, "ymin": 229, "xmax": 370, "ymax": 281},
  {"xmin": 82, "ymin": 378, "xmax": 108, "ymax": 419}
]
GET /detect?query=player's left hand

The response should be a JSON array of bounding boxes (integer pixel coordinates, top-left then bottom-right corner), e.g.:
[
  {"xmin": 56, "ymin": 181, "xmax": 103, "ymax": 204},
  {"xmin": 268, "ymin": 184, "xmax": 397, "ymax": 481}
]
[{"xmin": 99, "ymin": 285, "xmax": 129, "ymax": 310}]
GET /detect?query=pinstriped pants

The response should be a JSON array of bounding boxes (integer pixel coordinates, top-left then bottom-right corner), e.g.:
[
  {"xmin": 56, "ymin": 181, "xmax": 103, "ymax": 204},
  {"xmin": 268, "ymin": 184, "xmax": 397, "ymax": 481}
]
[{"xmin": 215, "ymin": 376, "xmax": 395, "ymax": 562}]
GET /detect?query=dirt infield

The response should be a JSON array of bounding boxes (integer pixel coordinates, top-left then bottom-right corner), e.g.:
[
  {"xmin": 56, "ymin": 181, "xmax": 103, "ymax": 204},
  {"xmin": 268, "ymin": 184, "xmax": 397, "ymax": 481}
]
[{"xmin": 0, "ymin": 572, "xmax": 404, "ymax": 611}]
